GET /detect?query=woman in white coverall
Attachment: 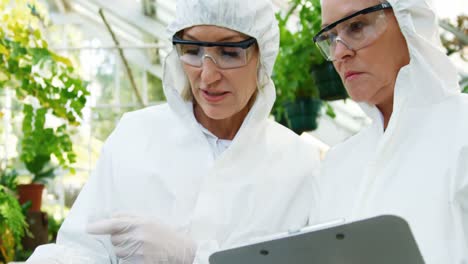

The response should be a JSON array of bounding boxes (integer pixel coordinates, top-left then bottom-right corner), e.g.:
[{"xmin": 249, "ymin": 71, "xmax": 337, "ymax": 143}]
[
  {"xmin": 312, "ymin": 0, "xmax": 468, "ymax": 262},
  {"xmin": 27, "ymin": 0, "xmax": 320, "ymax": 263}
]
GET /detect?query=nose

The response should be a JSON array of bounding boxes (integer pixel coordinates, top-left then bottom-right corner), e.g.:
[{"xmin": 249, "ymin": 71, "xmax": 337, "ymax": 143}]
[
  {"xmin": 332, "ymin": 38, "xmax": 354, "ymax": 62},
  {"xmin": 200, "ymin": 56, "xmax": 222, "ymax": 85}
]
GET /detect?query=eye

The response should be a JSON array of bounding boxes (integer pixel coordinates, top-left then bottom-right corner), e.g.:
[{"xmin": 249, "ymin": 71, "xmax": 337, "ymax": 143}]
[
  {"xmin": 316, "ymin": 30, "xmax": 338, "ymax": 44},
  {"xmin": 348, "ymin": 21, "xmax": 366, "ymax": 33},
  {"xmin": 316, "ymin": 33, "xmax": 329, "ymax": 42},
  {"xmin": 220, "ymin": 48, "xmax": 241, "ymax": 58},
  {"xmin": 182, "ymin": 45, "xmax": 201, "ymax": 55},
  {"xmin": 185, "ymin": 48, "xmax": 200, "ymax": 55}
]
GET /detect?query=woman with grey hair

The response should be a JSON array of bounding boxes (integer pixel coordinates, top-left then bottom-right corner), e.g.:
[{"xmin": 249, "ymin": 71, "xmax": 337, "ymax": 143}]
[
  {"xmin": 27, "ymin": 0, "xmax": 320, "ymax": 263},
  {"xmin": 313, "ymin": 0, "xmax": 468, "ymax": 261}
]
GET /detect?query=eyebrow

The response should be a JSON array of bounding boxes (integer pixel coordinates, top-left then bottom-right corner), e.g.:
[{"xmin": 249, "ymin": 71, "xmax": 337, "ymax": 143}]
[{"xmin": 183, "ymin": 33, "xmax": 246, "ymax": 42}]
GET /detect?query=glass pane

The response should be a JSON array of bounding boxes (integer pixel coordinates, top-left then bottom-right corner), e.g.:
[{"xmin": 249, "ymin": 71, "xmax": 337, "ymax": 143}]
[
  {"xmin": 119, "ymin": 64, "xmax": 144, "ymax": 106},
  {"xmin": 95, "ymin": 52, "xmax": 118, "ymax": 105},
  {"xmin": 147, "ymin": 73, "xmax": 165, "ymax": 103},
  {"xmin": 91, "ymin": 107, "xmax": 123, "ymax": 142}
]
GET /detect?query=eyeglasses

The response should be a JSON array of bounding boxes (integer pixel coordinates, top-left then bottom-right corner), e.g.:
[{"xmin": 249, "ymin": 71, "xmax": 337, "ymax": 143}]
[
  {"xmin": 172, "ymin": 35, "xmax": 257, "ymax": 69},
  {"xmin": 313, "ymin": 2, "xmax": 392, "ymax": 61}
]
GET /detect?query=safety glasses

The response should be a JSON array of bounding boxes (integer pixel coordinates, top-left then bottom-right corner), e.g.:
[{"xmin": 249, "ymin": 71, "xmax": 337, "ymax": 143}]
[
  {"xmin": 172, "ymin": 35, "xmax": 257, "ymax": 69},
  {"xmin": 313, "ymin": 2, "xmax": 392, "ymax": 61}
]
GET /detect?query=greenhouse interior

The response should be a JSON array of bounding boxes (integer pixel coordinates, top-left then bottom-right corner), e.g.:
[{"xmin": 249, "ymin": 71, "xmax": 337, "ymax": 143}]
[{"xmin": 0, "ymin": 0, "xmax": 467, "ymax": 263}]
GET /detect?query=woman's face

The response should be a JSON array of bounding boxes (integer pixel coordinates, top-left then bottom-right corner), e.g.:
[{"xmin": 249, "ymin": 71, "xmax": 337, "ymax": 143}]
[
  {"xmin": 181, "ymin": 25, "xmax": 259, "ymax": 120},
  {"xmin": 321, "ymin": 0, "xmax": 410, "ymax": 107}
]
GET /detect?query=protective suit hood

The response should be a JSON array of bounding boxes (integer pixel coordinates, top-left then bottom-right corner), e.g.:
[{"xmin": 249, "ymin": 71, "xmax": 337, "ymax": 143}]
[
  {"xmin": 359, "ymin": 0, "xmax": 460, "ymax": 121},
  {"xmin": 163, "ymin": 0, "xmax": 279, "ymax": 125}
]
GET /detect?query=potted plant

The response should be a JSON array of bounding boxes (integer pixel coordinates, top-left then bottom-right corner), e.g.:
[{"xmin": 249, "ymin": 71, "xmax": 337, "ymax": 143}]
[
  {"xmin": 18, "ymin": 105, "xmax": 76, "ymax": 211},
  {"xmin": 0, "ymin": 0, "xmax": 88, "ymax": 211},
  {"xmin": 0, "ymin": 169, "xmax": 28, "ymax": 264},
  {"xmin": 273, "ymin": 0, "xmax": 346, "ymax": 134}
]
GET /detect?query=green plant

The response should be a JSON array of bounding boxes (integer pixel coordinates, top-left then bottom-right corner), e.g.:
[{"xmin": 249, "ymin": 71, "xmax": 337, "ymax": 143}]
[
  {"xmin": 272, "ymin": 0, "xmax": 324, "ymax": 120},
  {"xmin": 440, "ymin": 15, "xmax": 467, "ymax": 94},
  {"xmin": 0, "ymin": 169, "xmax": 32, "ymax": 212},
  {"xmin": 0, "ymin": 169, "xmax": 18, "ymax": 192},
  {"xmin": 440, "ymin": 15, "xmax": 467, "ymax": 60},
  {"xmin": 47, "ymin": 214, "xmax": 64, "ymax": 243},
  {"xmin": 0, "ymin": 0, "xmax": 89, "ymax": 181},
  {"xmin": 462, "ymin": 79, "xmax": 468, "ymax": 94},
  {"xmin": 21, "ymin": 105, "xmax": 74, "ymax": 183},
  {"xmin": 0, "ymin": 171, "xmax": 28, "ymax": 263}
]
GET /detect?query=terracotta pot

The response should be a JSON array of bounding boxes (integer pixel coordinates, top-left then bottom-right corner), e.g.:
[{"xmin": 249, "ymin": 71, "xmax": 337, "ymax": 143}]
[{"xmin": 17, "ymin": 183, "xmax": 44, "ymax": 212}]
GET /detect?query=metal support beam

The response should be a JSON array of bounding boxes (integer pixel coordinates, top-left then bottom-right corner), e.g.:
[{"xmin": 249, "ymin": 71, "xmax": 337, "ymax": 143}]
[{"xmin": 439, "ymin": 20, "xmax": 468, "ymax": 45}]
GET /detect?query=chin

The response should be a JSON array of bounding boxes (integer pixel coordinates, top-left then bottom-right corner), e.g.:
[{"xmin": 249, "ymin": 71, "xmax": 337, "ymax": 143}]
[
  {"xmin": 346, "ymin": 85, "xmax": 371, "ymax": 103},
  {"xmin": 348, "ymin": 94, "xmax": 372, "ymax": 106},
  {"xmin": 202, "ymin": 107, "xmax": 232, "ymax": 120}
]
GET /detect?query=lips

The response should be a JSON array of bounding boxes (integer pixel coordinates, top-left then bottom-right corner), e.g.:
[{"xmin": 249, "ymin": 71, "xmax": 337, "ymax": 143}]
[
  {"xmin": 344, "ymin": 71, "xmax": 363, "ymax": 81},
  {"xmin": 200, "ymin": 89, "xmax": 230, "ymax": 103}
]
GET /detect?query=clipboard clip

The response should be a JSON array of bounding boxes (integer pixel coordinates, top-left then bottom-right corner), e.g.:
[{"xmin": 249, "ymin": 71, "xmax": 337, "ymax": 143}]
[{"xmin": 287, "ymin": 218, "xmax": 346, "ymax": 235}]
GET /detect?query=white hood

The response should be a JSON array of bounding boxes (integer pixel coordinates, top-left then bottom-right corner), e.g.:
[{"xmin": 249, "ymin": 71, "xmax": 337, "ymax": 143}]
[
  {"xmin": 359, "ymin": 0, "xmax": 461, "ymax": 121},
  {"xmin": 162, "ymin": 0, "xmax": 279, "ymax": 125}
]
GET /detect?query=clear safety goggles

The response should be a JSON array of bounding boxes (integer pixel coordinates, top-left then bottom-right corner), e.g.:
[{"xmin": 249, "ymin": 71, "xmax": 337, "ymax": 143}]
[
  {"xmin": 313, "ymin": 2, "xmax": 392, "ymax": 61},
  {"xmin": 172, "ymin": 35, "xmax": 257, "ymax": 69}
]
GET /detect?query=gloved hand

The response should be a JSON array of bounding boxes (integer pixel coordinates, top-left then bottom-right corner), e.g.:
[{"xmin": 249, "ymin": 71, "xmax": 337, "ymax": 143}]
[{"xmin": 86, "ymin": 214, "xmax": 196, "ymax": 264}]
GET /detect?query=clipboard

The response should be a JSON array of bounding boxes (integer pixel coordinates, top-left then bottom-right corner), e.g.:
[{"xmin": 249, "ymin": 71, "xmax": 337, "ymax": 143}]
[{"xmin": 209, "ymin": 215, "xmax": 425, "ymax": 264}]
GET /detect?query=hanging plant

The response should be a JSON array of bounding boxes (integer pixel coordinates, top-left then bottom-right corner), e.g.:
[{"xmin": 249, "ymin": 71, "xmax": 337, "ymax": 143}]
[
  {"xmin": 273, "ymin": 0, "xmax": 324, "ymax": 109},
  {"xmin": 272, "ymin": 0, "xmax": 328, "ymax": 133}
]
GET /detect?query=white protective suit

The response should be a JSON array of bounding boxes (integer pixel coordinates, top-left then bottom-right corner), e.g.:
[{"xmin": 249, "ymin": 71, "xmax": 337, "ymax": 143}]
[
  {"xmin": 314, "ymin": 0, "xmax": 468, "ymax": 262},
  {"xmin": 28, "ymin": 0, "xmax": 320, "ymax": 263}
]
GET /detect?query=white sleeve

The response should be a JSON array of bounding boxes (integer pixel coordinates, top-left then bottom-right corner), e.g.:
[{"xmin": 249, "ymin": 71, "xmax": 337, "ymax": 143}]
[
  {"xmin": 27, "ymin": 141, "xmax": 118, "ymax": 263},
  {"xmin": 26, "ymin": 244, "xmax": 64, "ymax": 263},
  {"xmin": 455, "ymin": 146, "xmax": 468, "ymax": 249},
  {"xmin": 26, "ymin": 244, "xmax": 107, "ymax": 264}
]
